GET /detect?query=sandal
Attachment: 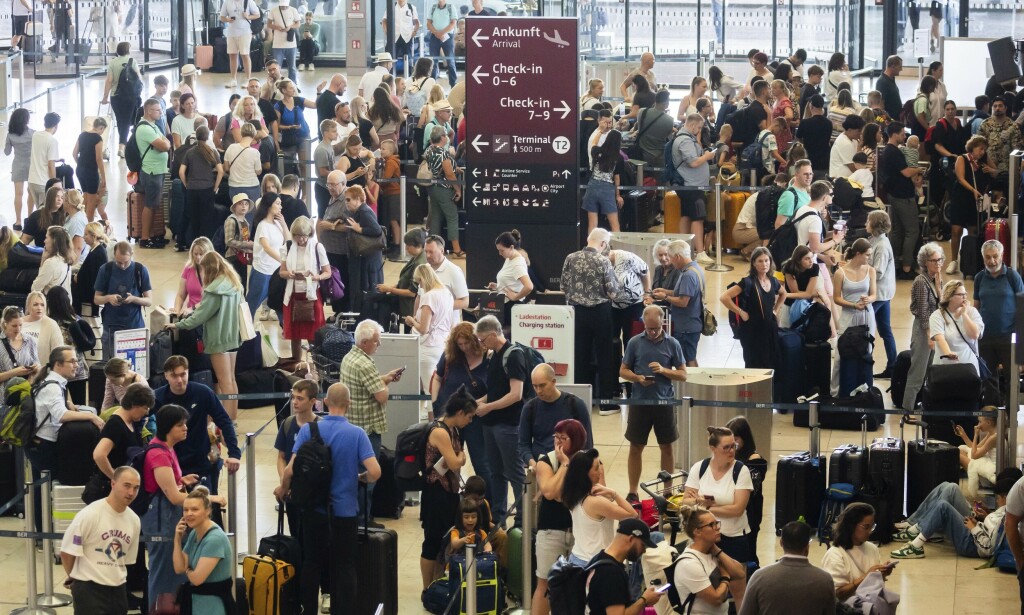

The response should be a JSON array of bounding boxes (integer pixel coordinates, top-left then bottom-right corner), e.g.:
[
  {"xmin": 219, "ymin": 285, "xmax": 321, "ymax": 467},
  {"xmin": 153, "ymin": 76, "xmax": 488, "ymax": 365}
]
[{"xmin": 451, "ymin": 251, "xmax": 467, "ymax": 259}]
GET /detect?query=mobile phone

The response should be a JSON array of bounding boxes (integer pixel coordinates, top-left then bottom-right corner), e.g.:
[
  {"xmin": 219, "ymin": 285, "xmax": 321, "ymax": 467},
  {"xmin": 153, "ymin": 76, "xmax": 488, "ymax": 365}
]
[
  {"xmin": 643, "ymin": 375, "xmax": 656, "ymax": 382},
  {"xmin": 396, "ymin": 366, "xmax": 407, "ymax": 376},
  {"xmin": 884, "ymin": 561, "xmax": 897, "ymax": 570},
  {"xmin": 704, "ymin": 495, "xmax": 715, "ymax": 503},
  {"xmin": 655, "ymin": 583, "xmax": 671, "ymax": 593}
]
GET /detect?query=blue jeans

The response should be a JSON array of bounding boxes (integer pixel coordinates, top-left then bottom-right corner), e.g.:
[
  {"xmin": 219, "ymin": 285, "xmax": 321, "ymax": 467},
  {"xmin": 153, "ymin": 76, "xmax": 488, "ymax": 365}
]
[
  {"xmin": 483, "ymin": 422, "xmax": 525, "ymax": 526},
  {"xmin": 908, "ymin": 482, "xmax": 971, "ymax": 524},
  {"xmin": 459, "ymin": 416, "xmax": 494, "ymax": 505},
  {"xmin": 914, "ymin": 499, "xmax": 978, "ymax": 556},
  {"xmin": 872, "ymin": 300, "xmax": 897, "ymax": 371},
  {"xmin": 273, "ymin": 47, "xmax": 298, "ymax": 81},
  {"xmin": 428, "ymin": 34, "xmax": 457, "ymax": 87},
  {"xmin": 357, "ymin": 432, "xmax": 382, "ymax": 520},
  {"xmin": 246, "ymin": 269, "xmax": 274, "ymax": 317},
  {"xmin": 142, "ymin": 493, "xmax": 186, "ymax": 610}
]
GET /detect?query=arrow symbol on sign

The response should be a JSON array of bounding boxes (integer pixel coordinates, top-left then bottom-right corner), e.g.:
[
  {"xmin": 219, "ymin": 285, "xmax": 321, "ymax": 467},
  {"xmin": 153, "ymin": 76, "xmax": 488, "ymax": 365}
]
[
  {"xmin": 473, "ymin": 198, "xmax": 481, "ymax": 206},
  {"xmin": 554, "ymin": 100, "xmax": 571, "ymax": 119},
  {"xmin": 561, "ymin": 169, "xmax": 571, "ymax": 178},
  {"xmin": 472, "ymin": 65, "xmax": 489, "ymax": 84},
  {"xmin": 472, "ymin": 29, "xmax": 489, "ymax": 47},
  {"xmin": 472, "ymin": 168, "xmax": 480, "ymax": 177},
  {"xmin": 472, "ymin": 134, "xmax": 489, "ymax": 153}
]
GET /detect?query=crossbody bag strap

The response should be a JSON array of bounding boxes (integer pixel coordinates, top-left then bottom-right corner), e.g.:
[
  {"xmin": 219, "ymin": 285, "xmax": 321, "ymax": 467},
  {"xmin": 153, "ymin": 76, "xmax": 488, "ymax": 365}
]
[
  {"xmin": 943, "ymin": 307, "xmax": 982, "ymax": 362},
  {"xmin": 1, "ymin": 338, "xmax": 17, "ymax": 367}
]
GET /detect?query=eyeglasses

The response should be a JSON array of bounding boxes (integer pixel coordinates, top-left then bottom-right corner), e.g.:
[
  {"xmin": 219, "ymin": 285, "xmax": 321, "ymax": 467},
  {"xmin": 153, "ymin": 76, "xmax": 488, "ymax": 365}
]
[
  {"xmin": 719, "ymin": 444, "xmax": 738, "ymax": 451},
  {"xmin": 476, "ymin": 332, "xmax": 495, "ymax": 344},
  {"xmin": 696, "ymin": 521, "xmax": 722, "ymax": 530},
  {"xmin": 60, "ymin": 358, "xmax": 80, "ymax": 365},
  {"xmin": 928, "ymin": 257, "xmax": 945, "ymax": 263},
  {"xmin": 293, "ymin": 233, "xmax": 310, "ymax": 239},
  {"xmin": 858, "ymin": 522, "xmax": 877, "ymax": 531},
  {"xmin": 953, "ymin": 292, "xmax": 968, "ymax": 297}
]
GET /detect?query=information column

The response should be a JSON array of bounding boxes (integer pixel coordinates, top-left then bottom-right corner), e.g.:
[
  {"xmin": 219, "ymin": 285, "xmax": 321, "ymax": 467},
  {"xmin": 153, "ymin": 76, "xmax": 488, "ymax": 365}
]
[{"xmin": 465, "ymin": 17, "xmax": 579, "ymax": 290}]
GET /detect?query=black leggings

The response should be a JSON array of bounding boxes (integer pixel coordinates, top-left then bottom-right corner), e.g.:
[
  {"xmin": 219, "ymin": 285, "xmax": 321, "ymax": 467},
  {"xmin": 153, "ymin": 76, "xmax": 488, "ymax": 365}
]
[
  {"xmin": 110, "ymin": 94, "xmax": 139, "ymax": 145},
  {"xmin": 185, "ymin": 186, "xmax": 217, "ymax": 245}
]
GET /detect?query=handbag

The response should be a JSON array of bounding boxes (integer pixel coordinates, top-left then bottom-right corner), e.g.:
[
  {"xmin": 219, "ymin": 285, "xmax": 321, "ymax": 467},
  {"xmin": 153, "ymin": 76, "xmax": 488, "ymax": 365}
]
[
  {"xmin": 238, "ymin": 300, "xmax": 257, "ymax": 342},
  {"xmin": 348, "ymin": 230, "xmax": 387, "ymax": 257},
  {"xmin": 693, "ymin": 264, "xmax": 717, "ymax": 336},
  {"xmin": 625, "ymin": 109, "xmax": 654, "ymax": 160},
  {"xmin": 291, "ymin": 298, "xmax": 315, "ymax": 322},
  {"xmin": 945, "ymin": 307, "xmax": 1001, "ymax": 405},
  {"xmin": 314, "ymin": 249, "xmax": 345, "ymax": 301},
  {"xmin": 416, "ymin": 159, "xmax": 433, "ymax": 186},
  {"xmin": 279, "ymin": 7, "xmax": 295, "ymax": 41}
]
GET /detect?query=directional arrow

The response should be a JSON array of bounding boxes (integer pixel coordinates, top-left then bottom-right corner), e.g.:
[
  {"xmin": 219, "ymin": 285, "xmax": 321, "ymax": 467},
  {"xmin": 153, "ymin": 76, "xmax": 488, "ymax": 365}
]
[
  {"xmin": 472, "ymin": 168, "xmax": 481, "ymax": 178},
  {"xmin": 472, "ymin": 65, "xmax": 489, "ymax": 85},
  {"xmin": 472, "ymin": 29, "xmax": 489, "ymax": 47},
  {"xmin": 473, "ymin": 198, "xmax": 481, "ymax": 206},
  {"xmin": 472, "ymin": 134, "xmax": 489, "ymax": 154},
  {"xmin": 554, "ymin": 100, "xmax": 571, "ymax": 119},
  {"xmin": 561, "ymin": 169, "xmax": 571, "ymax": 178}
]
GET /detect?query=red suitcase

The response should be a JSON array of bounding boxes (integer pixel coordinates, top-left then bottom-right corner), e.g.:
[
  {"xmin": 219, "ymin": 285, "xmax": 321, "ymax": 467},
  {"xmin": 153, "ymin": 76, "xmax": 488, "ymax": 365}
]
[
  {"xmin": 984, "ymin": 218, "xmax": 1011, "ymax": 265},
  {"xmin": 127, "ymin": 191, "xmax": 166, "ymax": 241}
]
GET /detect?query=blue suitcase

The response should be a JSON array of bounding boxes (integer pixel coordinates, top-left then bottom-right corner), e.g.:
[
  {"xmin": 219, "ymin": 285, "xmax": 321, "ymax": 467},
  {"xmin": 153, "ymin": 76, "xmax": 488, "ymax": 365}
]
[{"xmin": 773, "ymin": 328, "xmax": 805, "ymax": 404}]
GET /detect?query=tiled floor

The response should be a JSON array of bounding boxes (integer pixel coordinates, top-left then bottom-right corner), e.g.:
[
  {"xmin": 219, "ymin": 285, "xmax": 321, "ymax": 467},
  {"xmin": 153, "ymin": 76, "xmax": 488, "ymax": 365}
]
[{"xmin": 0, "ymin": 66, "xmax": 1021, "ymax": 613}]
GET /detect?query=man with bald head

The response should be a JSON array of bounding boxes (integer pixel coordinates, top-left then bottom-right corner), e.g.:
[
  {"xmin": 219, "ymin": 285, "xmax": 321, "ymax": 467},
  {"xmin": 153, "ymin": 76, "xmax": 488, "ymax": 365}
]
[
  {"xmin": 316, "ymin": 169, "xmax": 352, "ymax": 310},
  {"xmin": 316, "ymin": 73, "xmax": 348, "ymax": 137},
  {"xmin": 619, "ymin": 51, "xmax": 657, "ymax": 100},
  {"xmin": 517, "ymin": 363, "xmax": 593, "ymax": 467},
  {"xmin": 619, "ymin": 305, "xmax": 687, "ymax": 503},
  {"xmin": 280, "ymin": 381, "xmax": 382, "ymax": 615}
]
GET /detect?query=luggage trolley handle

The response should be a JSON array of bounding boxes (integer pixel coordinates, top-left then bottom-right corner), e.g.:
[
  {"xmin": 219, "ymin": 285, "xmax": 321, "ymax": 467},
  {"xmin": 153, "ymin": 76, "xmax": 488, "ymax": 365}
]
[
  {"xmin": 808, "ymin": 400, "xmax": 821, "ymax": 457},
  {"xmin": 861, "ymin": 414, "xmax": 868, "ymax": 449},
  {"xmin": 900, "ymin": 414, "xmax": 927, "ymax": 441}
]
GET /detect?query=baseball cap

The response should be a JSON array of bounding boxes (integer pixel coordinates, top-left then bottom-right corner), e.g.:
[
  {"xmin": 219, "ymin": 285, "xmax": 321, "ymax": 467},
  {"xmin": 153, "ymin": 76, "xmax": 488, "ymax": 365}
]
[{"xmin": 617, "ymin": 518, "xmax": 656, "ymax": 548}]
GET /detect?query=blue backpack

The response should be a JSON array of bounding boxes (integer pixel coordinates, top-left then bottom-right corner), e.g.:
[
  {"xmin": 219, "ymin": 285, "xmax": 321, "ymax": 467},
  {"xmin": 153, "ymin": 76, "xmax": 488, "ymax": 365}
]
[
  {"xmin": 739, "ymin": 131, "xmax": 771, "ymax": 171},
  {"xmin": 993, "ymin": 525, "xmax": 1017, "ymax": 573},
  {"xmin": 662, "ymin": 132, "xmax": 689, "ymax": 187}
]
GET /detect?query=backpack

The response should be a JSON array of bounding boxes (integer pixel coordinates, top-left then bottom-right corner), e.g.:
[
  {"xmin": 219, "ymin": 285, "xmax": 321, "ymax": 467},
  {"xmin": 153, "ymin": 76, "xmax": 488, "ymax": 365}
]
[
  {"xmin": 68, "ymin": 318, "xmax": 96, "ymax": 352},
  {"xmin": 755, "ymin": 186, "xmax": 794, "ymax": 240},
  {"xmin": 993, "ymin": 525, "xmax": 1017, "ymax": 573},
  {"xmin": 900, "ymin": 94, "xmax": 926, "ymax": 137},
  {"xmin": 923, "ymin": 117, "xmax": 950, "ymax": 157},
  {"xmin": 127, "ymin": 440, "xmax": 170, "ymax": 516},
  {"xmin": 402, "ymin": 77, "xmax": 431, "ymax": 117},
  {"xmin": 212, "ymin": 217, "xmax": 242, "ymax": 255},
  {"xmin": 817, "ymin": 482, "xmax": 856, "ymax": 547},
  {"xmin": 724, "ymin": 105, "xmax": 757, "ymax": 145},
  {"xmin": 664, "ymin": 550, "xmax": 721, "ymax": 615},
  {"xmin": 546, "ymin": 555, "xmax": 619, "ymax": 615},
  {"xmin": 766, "ymin": 210, "xmax": 818, "ymax": 267},
  {"xmin": 125, "ymin": 121, "xmax": 156, "ymax": 173},
  {"xmin": 698, "ymin": 457, "xmax": 762, "ymax": 494},
  {"xmin": 393, "ymin": 419, "xmax": 446, "ymax": 491},
  {"xmin": 739, "ymin": 130, "xmax": 771, "ymax": 171},
  {"xmin": 0, "ymin": 379, "xmax": 61, "ymax": 448},
  {"xmin": 289, "ymin": 422, "xmax": 333, "ymax": 508},
  {"xmin": 249, "ymin": 2, "xmax": 264, "ymax": 36},
  {"xmin": 116, "ymin": 58, "xmax": 143, "ymax": 100},
  {"xmin": 501, "ymin": 342, "xmax": 546, "ymax": 400},
  {"xmin": 662, "ymin": 132, "xmax": 689, "ymax": 187},
  {"xmin": 793, "ymin": 301, "xmax": 832, "ymax": 344}
]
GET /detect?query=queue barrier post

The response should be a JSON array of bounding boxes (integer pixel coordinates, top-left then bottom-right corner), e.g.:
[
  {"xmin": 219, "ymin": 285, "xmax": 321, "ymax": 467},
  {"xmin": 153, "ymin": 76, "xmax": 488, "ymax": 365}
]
[
  {"xmin": 227, "ymin": 463, "xmax": 239, "ymax": 566},
  {"xmin": 301, "ymin": 139, "xmax": 313, "ymax": 207},
  {"xmin": 36, "ymin": 472, "xmax": 71, "ymax": 608},
  {"xmin": 78, "ymin": 75, "xmax": 86, "ymax": 133},
  {"xmin": 464, "ymin": 542, "xmax": 477, "ymax": 615},
  {"xmin": 706, "ymin": 184, "xmax": 733, "ymax": 272},
  {"xmin": 397, "ymin": 175, "xmax": 410, "ymax": 262},
  {"xmin": 17, "ymin": 51, "xmax": 25, "ymax": 109},
  {"xmin": 246, "ymin": 432, "xmax": 258, "ymax": 557},
  {"xmin": 45, "ymin": 89, "xmax": 53, "ymax": 115},
  {"xmin": 808, "ymin": 400, "xmax": 820, "ymax": 458},
  {"xmin": 521, "ymin": 468, "xmax": 535, "ymax": 611},
  {"xmin": 11, "ymin": 477, "xmax": 54, "ymax": 615}
]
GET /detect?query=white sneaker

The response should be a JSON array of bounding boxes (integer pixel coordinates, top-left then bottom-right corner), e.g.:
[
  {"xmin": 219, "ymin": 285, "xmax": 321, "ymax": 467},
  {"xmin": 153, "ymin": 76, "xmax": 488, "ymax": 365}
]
[
  {"xmin": 695, "ymin": 251, "xmax": 714, "ymax": 265},
  {"xmin": 598, "ymin": 406, "xmax": 621, "ymax": 416},
  {"xmin": 320, "ymin": 594, "xmax": 330, "ymax": 613},
  {"xmin": 260, "ymin": 308, "xmax": 278, "ymax": 322},
  {"xmin": 297, "ymin": 64, "xmax": 305, "ymax": 71},
  {"xmin": 945, "ymin": 259, "xmax": 959, "ymax": 275},
  {"xmin": 224, "ymin": 80, "xmax": 237, "ymax": 89},
  {"xmin": 307, "ymin": 63, "xmax": 314, "ymax": 71}
]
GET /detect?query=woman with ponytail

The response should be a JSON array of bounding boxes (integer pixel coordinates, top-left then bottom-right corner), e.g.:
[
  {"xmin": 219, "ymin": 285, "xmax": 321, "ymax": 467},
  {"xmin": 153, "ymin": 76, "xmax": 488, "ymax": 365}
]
[{"xmin": 179, "ymin": 125, "xmax": 225, "ymax": 244}]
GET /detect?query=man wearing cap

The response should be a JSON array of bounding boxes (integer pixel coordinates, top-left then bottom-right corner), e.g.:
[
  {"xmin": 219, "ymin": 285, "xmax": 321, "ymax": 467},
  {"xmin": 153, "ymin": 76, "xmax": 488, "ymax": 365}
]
[
  {"xmin": 358, "ymin": 53, "xmax": 394, "ymax": 98},
  {"xmin": 422, "ymin": 99, "xmax": 455, "ymax": 152},
  {"xmin": 426, "ymin": 0, "xmax": 458, "ymax": 87},
  {"xmin": 585, "ymin": 518, "xmax": 664, "ymax": 615},
  {"xmin": 381, "ymin": 0, "xmax": 420, "ymax": 63},
  {"xmin": 219, "ymin": 0, "xmax": 261, "ymax": 88},
  {"xmin": 268, "ymin": 0, "xmax": 301, "ymax": 80}
]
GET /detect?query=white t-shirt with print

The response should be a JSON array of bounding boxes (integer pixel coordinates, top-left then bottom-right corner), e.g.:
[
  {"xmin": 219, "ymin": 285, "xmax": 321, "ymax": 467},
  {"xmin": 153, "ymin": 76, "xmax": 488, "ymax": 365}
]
[{"xmin": 60, "ymin": 499, "xmax": 141, "ymax": 587}]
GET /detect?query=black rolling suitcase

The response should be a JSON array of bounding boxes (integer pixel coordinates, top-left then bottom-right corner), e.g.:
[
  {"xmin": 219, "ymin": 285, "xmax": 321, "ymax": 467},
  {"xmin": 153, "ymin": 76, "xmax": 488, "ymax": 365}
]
[
  {"xmin": 773, "ymin": 328, "xmax": 805, "ymax": 404},
  {"xmin": 355, "ymin": 485, "xmax": 399, "ymax": 615},
  {"xmin": 55, "ymin": 421, "xmax": 100, "ymax": 486},
  {"xmin": 775, "ymin": 410, "xmax": 826, "ymax": 529},
  {"xmin": 370, "ymin": 447, "xmax": 404, "ymax": 520},
  {"xmin": 804, "ymin": 341, "xmax": 832, "ymax": 398},
  {"xmin": 888, "ymin": 349, "xmax": 916, "ymax": 410},
  {"xmin": 905, "ymin": 417, "xmax": 961, "ymax": 514},
  {"xmin": 829, "ymin": 416, "xmax": 870, "ymax": 490},
  {"xmin": 922, "ymin": 361, "xmax": 980, "ymax": 444},
  {"xmin": 0, "ymin": 445, "xmax": 20, "ymax": 516},
  {"xmin": 212, "ymin": 37, "xmax": 230, "ymax": 73},
  {"xmin": 865, "ymin": 435, "xmax": 905, "ymax": 542},
  {"xmin": 87, "ymin": 360, "xmax": 107, "ymax": 409}
]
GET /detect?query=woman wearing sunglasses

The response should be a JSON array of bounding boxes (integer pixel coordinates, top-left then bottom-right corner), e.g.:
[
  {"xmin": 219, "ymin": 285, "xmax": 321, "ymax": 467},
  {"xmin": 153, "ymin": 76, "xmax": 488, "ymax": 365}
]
[{"xmin": 683, "ymin": 426, "xmax": 754, "ymax": 593}]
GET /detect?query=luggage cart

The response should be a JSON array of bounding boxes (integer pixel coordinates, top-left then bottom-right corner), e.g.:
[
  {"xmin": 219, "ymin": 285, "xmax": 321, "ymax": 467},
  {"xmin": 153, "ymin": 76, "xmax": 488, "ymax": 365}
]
[{"xmin": 639, "ymin": 469, "xmax": 689, "ymax": 545}]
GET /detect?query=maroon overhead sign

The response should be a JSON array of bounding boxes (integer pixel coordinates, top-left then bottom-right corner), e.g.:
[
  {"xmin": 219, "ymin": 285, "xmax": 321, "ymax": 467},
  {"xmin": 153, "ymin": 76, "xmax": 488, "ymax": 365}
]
[{"xmin": 465, "ymin": 17, "xmax": 579, "ymax": 225}]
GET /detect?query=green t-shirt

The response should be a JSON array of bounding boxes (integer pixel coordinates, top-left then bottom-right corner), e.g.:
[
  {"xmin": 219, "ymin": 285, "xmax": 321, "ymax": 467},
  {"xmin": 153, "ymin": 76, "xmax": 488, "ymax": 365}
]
[
  {"xmin": 776, "ymin": 187, "xmax": 810, "ymax": 219},
  {"xmin": 135, "ymin": 122, "xmax": 170, "ymax": 175},
  {"xmin": 913, "ymin": 94, "xmax": 929, "ymax": 119}
]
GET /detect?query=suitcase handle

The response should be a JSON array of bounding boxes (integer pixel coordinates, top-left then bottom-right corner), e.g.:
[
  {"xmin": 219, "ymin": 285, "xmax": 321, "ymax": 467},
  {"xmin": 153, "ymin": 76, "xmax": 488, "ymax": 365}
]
[{"xmin": 861, "ymin": 414, "xmax": 868, "ymax": 449}]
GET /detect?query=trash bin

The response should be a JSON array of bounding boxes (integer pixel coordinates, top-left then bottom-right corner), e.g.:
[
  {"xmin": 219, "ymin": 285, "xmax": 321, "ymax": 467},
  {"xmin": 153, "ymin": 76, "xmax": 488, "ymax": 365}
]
[{"xmin": 673, "ymin": 368, "xmax": 774, "ymax": 472}]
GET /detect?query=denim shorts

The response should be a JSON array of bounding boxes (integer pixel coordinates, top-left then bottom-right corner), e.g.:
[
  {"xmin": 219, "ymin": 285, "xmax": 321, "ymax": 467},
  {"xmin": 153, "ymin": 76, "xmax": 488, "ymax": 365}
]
[
  {"xmin": 582, "ymin": 180, "xmax": 618, "ymax": 215},
  {"xmin": 674, "ymin": 331, "xmax": 701, "ymax": 363}
]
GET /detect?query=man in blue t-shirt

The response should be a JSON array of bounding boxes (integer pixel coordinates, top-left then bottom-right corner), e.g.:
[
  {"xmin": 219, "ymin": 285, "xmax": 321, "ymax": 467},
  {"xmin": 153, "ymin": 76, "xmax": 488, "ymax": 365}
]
[
  {"xmin": 974, "ymin": 240, "xmax": 1024, "ymax": 395},
  {"xmin": 93, "ymin": 241, "xmax": 153, "ymax": 362},
  {"xmin": 651, "ymin": 240, "xmax": 704, "ymax": 367},
  {"xmin": 280, "ymin": 382, "xmax": 380, "ymax": 615}
]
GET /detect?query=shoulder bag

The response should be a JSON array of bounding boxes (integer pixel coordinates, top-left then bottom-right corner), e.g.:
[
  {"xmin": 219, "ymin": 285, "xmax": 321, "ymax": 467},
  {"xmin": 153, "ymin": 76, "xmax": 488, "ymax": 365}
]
[
  {"xmin": 944, "ymin": 307, "xmax": 1000, "ymax": 405},
  {"xmin": 314, "ymin": 246, "xmax": 345, "ymax": 301},
  {"xmin": 692, "ymin": 264, "xmax": 717, "ymax": 336}
]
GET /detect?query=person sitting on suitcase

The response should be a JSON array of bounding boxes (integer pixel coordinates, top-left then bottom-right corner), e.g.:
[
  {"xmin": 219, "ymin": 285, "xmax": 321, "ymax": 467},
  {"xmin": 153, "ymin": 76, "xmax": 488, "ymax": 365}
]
[
  {"xmin": 277, "ymin": 382, "xmax": 382, "ymax": 615},
  {"xmin": 890, "ymin": 470, "xmax": 1022, "ymax": 560},
  {"xmin": 446, "ymin": 496, "xmax": 493, "ymax": 562}
]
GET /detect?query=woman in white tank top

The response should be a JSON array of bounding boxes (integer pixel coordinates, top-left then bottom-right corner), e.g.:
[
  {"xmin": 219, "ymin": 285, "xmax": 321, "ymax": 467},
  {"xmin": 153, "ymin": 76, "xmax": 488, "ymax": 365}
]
[{"xmin": 560, "ymin": 448, "xmax": 638, "ymax": 566}]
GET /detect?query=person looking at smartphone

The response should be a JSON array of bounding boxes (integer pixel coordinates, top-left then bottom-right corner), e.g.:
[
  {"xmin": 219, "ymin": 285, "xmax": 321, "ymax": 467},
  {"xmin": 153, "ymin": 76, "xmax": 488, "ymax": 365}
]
[
  {"xmin": 683, "ymin": 426, "xmax": 754, "ymax": 592},
  {"xmin": 929, "ymin": 279, "xmax": 984, "ymax": 373},
  {"xmin": 619, "ymin": 305, "xmax": 687, "ymax": 505},
  {"xmin": 821, "ymin": 502, "xmax": 896, "ymax": 600},
  {"xmin": 583, "ymin": 518, "xmax": 664, "ymax": 615},
  {"xmin": 891, "ymin": 469, "xmax": 1021, "ymax": 560}
]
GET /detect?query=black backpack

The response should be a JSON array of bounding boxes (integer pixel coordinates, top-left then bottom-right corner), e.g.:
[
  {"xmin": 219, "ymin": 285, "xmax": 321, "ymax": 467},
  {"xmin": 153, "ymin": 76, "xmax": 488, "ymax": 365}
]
[
  {"xmin": 546, "ymin": 556, "xmax": 619, "ymax": 615},
  {"xmin": 393, "ymin": 419, "xmax": 447, "ymax": 491},
  {"xmin": 793, "ymin": 302, "xmax": 832, "ymax": 344},
  {"xmin": 128, "ymin": 440, "xmax": 170, "ymax": 516},
  {"xmin": 739, "ymin": 130, "xmax": 771, "ymax": 171},
  {"xmin": 289, "ymin": 422, "xmax": 333, "ymax": 508},
  {"xmin": 249, "ymin": 3, "xmax": 264, "ymax": 36},
  {"xmin": 766, "ymin": 210, "xmax": 818, "ymax": 268},
  {"xmin": 755, "ymin": 186, "xmax": 794, "ymax": 240},
  {"xmin": 125, "ymin": 121, "xmax": 156, "ymax": 173},
  {"xmin": 116, "ymin": 58, "xmax": 143, "ymax": 100},
  {"xmin": 501, "ymin": 342, "xmax": 546, "ymax": 400},
  {"xmin": 725, "ymin": 104, "xmax": 760, "ymax": 145}
]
